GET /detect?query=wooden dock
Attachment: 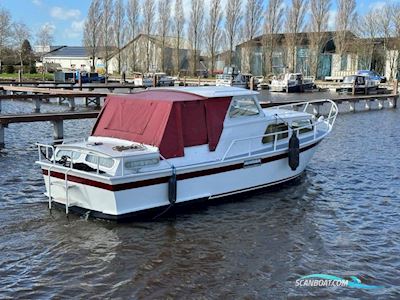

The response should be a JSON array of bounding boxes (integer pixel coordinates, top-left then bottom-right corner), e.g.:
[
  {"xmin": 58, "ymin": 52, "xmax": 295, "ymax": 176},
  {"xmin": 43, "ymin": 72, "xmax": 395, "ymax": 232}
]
[
  {"xmin": 261, "ymin": 94, "xmax": 398, "ymax": 112},
  {"xmin": 0, "ymin": 86, "xmax": 107, "ymax": 112},
  {"xmin": 0, "ymin": 111, "xmax": 100, "ymax": 147}
]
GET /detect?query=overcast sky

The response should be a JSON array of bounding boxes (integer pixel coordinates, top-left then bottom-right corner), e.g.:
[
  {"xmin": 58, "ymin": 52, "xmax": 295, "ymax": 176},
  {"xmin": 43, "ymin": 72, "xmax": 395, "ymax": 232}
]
[{"xmin": 0, "ymin": 0, "xmax": 397, "ymax": 46}]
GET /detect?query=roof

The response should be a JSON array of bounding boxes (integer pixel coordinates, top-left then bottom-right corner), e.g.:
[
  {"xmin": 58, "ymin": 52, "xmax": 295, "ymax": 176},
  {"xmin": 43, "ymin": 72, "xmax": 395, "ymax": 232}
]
[
  {"xmin": 44, "ymin": 46, "xmax": 88, "ymax": 58},
  {"xmin": 151, "ymin": 86, "xmax": 259, "ymax": 98},
  {"xmin": 92, "ymin": 92, "xmax": 232, "ymax": 158}
]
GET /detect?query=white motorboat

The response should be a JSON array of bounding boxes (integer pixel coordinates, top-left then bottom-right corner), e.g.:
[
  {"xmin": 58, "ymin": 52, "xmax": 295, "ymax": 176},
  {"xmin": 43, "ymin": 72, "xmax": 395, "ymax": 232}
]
[
  {"xmin": 270, "ymin": 73, "xmax": 314, "ymax": 92},
  {"xmin": 336, "ymin": 74, "xmax": 379, "ymax": 94},
  {"xmin": 36, "ymin": 86, "xmax": 338, "ymax": 220},
  {"xmin": 133, "ymin": 72, "xmax": 175, "ymax": 87},
  {"xmin": 216, "ymin": 66, "xmax": 257, "ymax": 89}
]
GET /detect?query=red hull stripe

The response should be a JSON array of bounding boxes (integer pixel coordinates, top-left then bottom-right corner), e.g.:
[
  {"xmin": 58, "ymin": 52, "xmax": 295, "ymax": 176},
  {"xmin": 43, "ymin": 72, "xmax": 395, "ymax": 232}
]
[{"xmin": 42, "ymin": 141, "xmax": 319, "ymax": 191}]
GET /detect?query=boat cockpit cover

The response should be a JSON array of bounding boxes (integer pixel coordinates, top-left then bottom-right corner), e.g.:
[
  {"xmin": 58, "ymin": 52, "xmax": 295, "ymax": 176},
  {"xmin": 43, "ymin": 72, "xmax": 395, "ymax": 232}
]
[{"xmin": 91, "ymin": 91, "xmax": 231, "ymax": 158}]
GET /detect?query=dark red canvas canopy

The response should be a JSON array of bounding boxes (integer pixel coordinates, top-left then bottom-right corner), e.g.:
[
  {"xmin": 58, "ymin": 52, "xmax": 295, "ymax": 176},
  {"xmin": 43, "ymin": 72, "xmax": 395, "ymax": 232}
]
[{"xmin": 91, "ymin": 90, "xmax": 232, "ymax": 158}]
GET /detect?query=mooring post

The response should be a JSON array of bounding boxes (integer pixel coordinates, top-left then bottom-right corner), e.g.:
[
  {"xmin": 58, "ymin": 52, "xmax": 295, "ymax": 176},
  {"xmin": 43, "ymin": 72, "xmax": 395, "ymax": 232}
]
[
  {"xmin": 352, "ymin": 80, "xmax": 356, "ymax": 96},
  {"xmin": 349, "ymin": 101, "xmax": 355, "ymax": 112},
  {"xmin": 78, "ymin": 71, "xmax": 82, "ymax": 91},
  {"xmin": 51, "ymin": 120, "xmax": 64, "ymax": 140},
  {"xmin": 388, "ymin": 96, "xmax": 395, "ymax": 108},
  {"xmin": 0, "ymin": 124, "xmax": 4, "ymax": 148},
  {"xmin": 34, "ymin": 97, "xmax": 41, "ymax": 113},
  {"xmin": 0, "ymin": 89, "xmax": 6, "ymax": 113},
  {"xmin": 95, "ymin": 97, "xmax": 100, "ymax": 108},
  {"xmin": 378, "ymin": 99, "xmax": 384, "ymax": 109},
  {"xmin": 68, "ymin": 97, "xmax": 75, "ymax": 111},
  {"xmin": 365, "ymin": 100, "xmax": 370, "ymax": 110},
  {"xmin": 249, "ymin": 77, "xmax": 254, "ymax": 90},
  {"xmin": 393, "ymin": 79, "xmax": 398, "ymax": 95}
]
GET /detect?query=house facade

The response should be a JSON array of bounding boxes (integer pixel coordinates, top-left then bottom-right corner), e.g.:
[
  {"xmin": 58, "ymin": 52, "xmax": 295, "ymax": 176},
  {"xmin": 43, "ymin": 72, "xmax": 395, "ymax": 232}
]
[
  {"xmin": 236, "ymin": 32, "xmax": 400, "ymax": 80},
  {"xmin": 107, "ymin": 34, "xmax": 192, "ymax": 75}
]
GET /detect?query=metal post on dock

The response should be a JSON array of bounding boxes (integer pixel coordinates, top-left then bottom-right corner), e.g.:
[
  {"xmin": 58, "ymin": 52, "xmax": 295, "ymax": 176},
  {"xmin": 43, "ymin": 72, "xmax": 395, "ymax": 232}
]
[
  {"xmin": 349, "ymin": 101, "xmax": 355, "ymax": 112},
  {"xmin": 68, "ymin": 98, "xmax": 76, "ymax": 111},
  {"xmin": 18, "ymin": 70, "xmax": 22, "ymax": 83},
  {"xmin": 78, "ymin": 71, "xmax": 82, "ymax": 91},
  {"xmin": 365, "ymin": 100, "xmax": 370, "ymax": 110},
  {"xmin": 0, "ymin": 89, "xmax": 6, "ymax": 113},
  {"xmin": 393, "ymin": 80, "xmax": 398, "ymax": 95},
  {"xmin": 34, "ymin": 97, "xmax": 41, "ymax": 113},
  {"xmin": 378, "ymin": 99, "xmax": 384, "ymax": 109},
  {"xmin": 249, "ymin": 77, "xmax": 254, "ymax": 90},
  {"xmin": 352, "ymin": 80, "xmax": 356, "ymax": 96},
  {"xmin": 51, "ymin": 120, "xmax": 64, "ymax": 140},
  {"xmin": 0, "ymin": 124, "xmax": 4, "ymax": 148}
]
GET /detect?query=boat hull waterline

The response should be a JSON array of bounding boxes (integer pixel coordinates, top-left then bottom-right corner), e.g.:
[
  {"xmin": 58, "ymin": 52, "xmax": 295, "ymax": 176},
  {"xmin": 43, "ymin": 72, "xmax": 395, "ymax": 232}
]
[{"xmin": 39, "ymin": 142, "xmax": 318, "ymax": 219}]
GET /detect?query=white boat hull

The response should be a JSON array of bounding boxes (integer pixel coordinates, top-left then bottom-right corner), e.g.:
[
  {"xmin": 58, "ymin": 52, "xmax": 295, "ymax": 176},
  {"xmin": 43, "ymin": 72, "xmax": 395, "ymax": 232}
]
[{"xmin": 41, "ymin": 142, "xmax": 318, "ymax": 220}]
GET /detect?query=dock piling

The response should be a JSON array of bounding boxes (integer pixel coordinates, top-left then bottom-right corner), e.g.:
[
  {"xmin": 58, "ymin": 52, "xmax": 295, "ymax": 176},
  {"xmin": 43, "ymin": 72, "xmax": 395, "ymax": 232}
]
[
  {"xmin": 34, "ymin": 98, "xmax": 41, "ymax": 113},
  {"xmin": 68, "ymin": 98, "xmax": 76, "ymax": 111},
  {"xmin": 51, "ymin": 120, "xmax": 64, "ymax": 140},
  {"xmin": 0, "ymin": 124, "xmax": 4, "ymax": 148}
]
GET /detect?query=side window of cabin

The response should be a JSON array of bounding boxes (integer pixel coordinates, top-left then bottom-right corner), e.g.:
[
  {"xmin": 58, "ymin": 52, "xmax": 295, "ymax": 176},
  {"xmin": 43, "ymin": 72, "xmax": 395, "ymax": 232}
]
[
  {"xmin": 262, "ymin": 123, "xmax": 288, "ymax": 143},
  {"xmin": 229, "ymin": 96, "xmax": 260, "ymax": 118},
  {"xmin": 292, "ymin": 119, "xmax": 313, "ymax": 134}
]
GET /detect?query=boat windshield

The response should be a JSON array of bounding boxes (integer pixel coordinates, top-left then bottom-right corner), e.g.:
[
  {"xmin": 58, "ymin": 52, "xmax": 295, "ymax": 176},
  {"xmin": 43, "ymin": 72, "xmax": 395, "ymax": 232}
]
[
  {"xmin": 343, "ymin": 76, "xmax": 355, "ymax": 83},
  {"xmin": 229, "ymin": 96, "xmax": 260, "ymax": 117}
]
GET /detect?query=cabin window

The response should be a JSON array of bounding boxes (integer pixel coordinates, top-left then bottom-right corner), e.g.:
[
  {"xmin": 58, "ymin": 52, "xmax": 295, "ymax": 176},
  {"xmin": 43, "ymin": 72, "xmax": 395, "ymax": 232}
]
[
  {"xmin": 229, "ymin": 96, "xmax": 260, "ymax": 118},
  {"xmin": 85, "ymin": 154, "xmax": 115, "ymax": 168},
  {"xmin": 56, "ymin": 150, "xmax": 81, "ymax": 160},
  {"xmin": 292, "ymin": 119, "xmax": 313, "ymax": 134},
  {"xmin": 262, "ymin": 123, "xmax": 288, "ymax": 143}
]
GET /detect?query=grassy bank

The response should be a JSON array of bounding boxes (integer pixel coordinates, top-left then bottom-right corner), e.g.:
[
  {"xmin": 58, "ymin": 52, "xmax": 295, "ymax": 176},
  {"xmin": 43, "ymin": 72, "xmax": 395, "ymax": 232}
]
[{"xmin": 0, "ymin": 73, "xmax": 54, "ymax": 81}]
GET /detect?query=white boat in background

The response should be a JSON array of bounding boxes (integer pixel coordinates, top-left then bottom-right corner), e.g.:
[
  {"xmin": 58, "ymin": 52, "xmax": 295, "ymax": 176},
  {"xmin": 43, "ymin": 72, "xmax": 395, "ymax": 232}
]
[
  {"xmin": 216, "ymin": 66, "xmax": 257, "ymax": 89},
  {"xmin": 336, "ymin": 74, "xmax": 379, "ymax": 94},
  {"xmin": 36, "ymin": 86, "xmax": 338, "ymax": 220},
  {"xmin": 133, "ymin": 72, "xmax": 175, "ymax": 87},
  {"xmin": 270, "ymin": 73, "xmax": 314, "ymax": 92}
]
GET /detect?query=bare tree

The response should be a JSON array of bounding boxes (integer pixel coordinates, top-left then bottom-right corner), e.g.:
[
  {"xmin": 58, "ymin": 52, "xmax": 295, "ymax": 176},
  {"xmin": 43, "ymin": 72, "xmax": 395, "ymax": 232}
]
[
  {"xmin": 225, "ymin": 0, "xmax": 242, "ymax": 66},
  {"xmin": 0, "ymin": 6, "xmax": 12, "ymax": 60},
  {"xmin": 101, "ymin": 0, "xmax": 114, "ymax": 75},
  {"xmin": 12, "ymin": 22, "xmax": 31, "ymax": 69},
  {"xmin": 284, "ymin": 0, "xmax": 308, "ymax": 72},
  {"xmin": 189, "ymin": 0, "xmax": 204, "ymax": 75},
  {"xmin": 173, "ymin": 0, "xmax": 185, "ymax": 74},
  {"xmin": 158, "ymin": 0, "xmax": 171, "ymax": 72},
  {"xmin": 205, "ymin": 0, "xmax": 223, "ymax": 75},
  {"xmin": 355, "ymin": 10, "xmax": 379, "ymax": 72},
  {"xmin": 391, "ymin": 3, "xmax": 400, "ymax": 79},
  {"xmin": 243, "ymin": 0, "xmax": 264, "ymax": 72},
  {"xmin": 307, "ymin": 0, "xmax": 330, "ymax": 78},
  {"xmin": 83, "ymin": 0, "xmax": 102, "ymax": 72},
  {"xmin": 143, "ymin": 0, "xmax": 156, "ymax": 72},
  {"xmin": 377, "ymin": 4, "xmax": 395, "ymax": 79},
  {"xmin": 263, "ymin": 0, "xmax": 284, "ymax": 75},
  {"xmin": 127, "ymin": 0, "xmax": 140, "ymax": 72},
  {"xmin": 113, "ymin": 0, "xmax": 125, "ymax": 74},
  {"xmin": 36, "ymin": 23, "xmax": 54, "ymax": 49},
  {"xmin": 334, "ymin": 0, "xmax": 356, "ymax": 57}
]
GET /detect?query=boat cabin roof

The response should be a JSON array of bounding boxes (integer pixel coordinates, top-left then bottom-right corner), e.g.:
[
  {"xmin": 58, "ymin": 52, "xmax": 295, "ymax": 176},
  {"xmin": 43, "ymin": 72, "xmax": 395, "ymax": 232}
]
[
  {"xmin": 151, "ymin": 86, "xmax": 258, "ymax": 98},
  {"xmin": 92, "ymin": 88, "xmax": 253, "ymax": 158}
]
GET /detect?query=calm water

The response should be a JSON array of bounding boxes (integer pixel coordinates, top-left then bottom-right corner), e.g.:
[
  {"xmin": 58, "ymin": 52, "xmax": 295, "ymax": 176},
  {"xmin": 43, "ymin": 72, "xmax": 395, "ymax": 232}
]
[{"xmin": 0, "ymin": 92, "xmax": 399, "ymax": 299}]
